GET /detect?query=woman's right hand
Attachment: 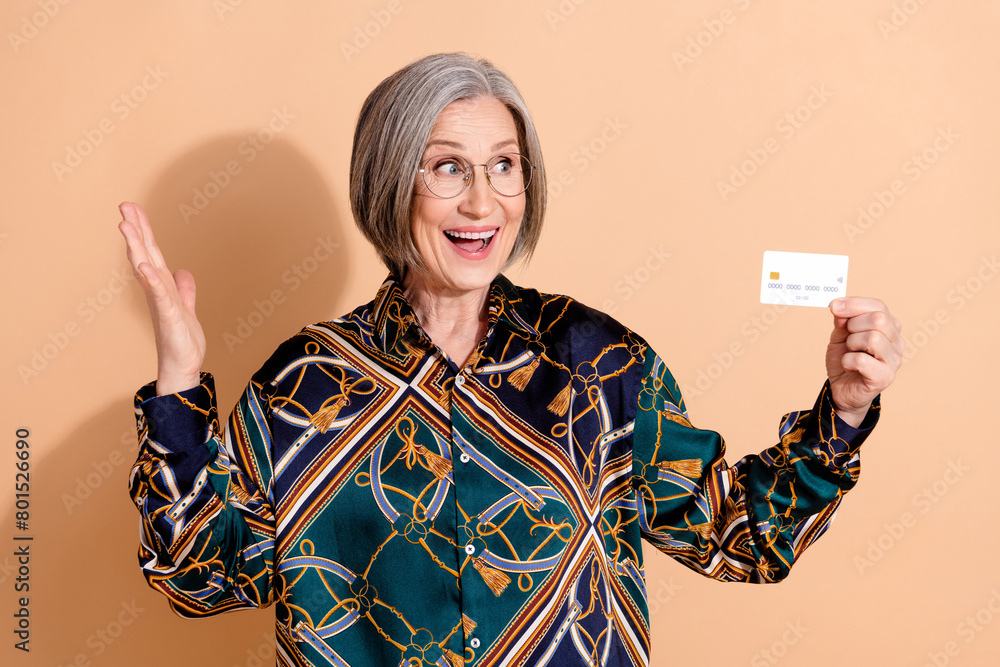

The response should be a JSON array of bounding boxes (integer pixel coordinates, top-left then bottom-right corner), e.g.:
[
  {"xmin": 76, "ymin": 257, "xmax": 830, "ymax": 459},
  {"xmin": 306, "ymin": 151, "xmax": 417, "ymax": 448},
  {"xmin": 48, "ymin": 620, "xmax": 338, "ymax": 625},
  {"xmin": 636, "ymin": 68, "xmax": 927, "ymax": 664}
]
[{"xmin": 118, "ymin": 202, "xmax": 206, "ymax": 396}]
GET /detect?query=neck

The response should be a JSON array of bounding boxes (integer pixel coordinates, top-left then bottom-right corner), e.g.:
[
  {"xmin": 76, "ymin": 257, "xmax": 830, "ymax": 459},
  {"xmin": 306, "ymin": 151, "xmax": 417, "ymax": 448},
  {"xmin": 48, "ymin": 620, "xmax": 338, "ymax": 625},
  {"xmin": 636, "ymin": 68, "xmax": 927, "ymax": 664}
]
[{"xmin": 402, "ymin": 273, "xmax": 491, "ymax": 367}]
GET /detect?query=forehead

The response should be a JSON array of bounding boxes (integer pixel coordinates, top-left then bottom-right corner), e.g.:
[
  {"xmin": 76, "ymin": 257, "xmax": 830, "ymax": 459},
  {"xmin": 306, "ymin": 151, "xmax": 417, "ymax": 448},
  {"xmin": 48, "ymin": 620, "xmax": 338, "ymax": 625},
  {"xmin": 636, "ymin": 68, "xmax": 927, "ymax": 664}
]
[{"xmin": 425, "ymin": 96, "xmax": 519, "ymax": 154}]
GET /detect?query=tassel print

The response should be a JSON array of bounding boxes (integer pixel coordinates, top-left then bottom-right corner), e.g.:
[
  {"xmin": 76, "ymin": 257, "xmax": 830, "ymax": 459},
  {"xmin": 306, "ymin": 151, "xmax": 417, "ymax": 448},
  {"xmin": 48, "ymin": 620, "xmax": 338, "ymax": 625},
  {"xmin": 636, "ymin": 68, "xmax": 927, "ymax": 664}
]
[
  {"xmin": 442, "ymin": 648, "xmax": 465, "ymax": 667},
  {"xmin": 657, "ymin": 458, "xmax": 703, "ymax": 478},
  {"xmin": 507, "ymin": 356, "xmax": 539, "ymax": 391},
  {"xmin": 415, "ymin": 444, "xmax": 453, "ymax": 480},
  {"xmin": 310, "ymin": 397, "xmax": 347, "ymax": 433},
  {"xmin": 435, "ymin": 386, "xmax": 452, "ymax": 408},
  {"xmin": 401, "ymin": 338, "xmax": 422, "ymax": 358},
  {"xmin": 547, "ymin": 382, "xmax": 572, "ymax": 416},
  {"xmin": 691, "ymin": 522, "xmax": 715, "ymax": 540},
  {"xmin": 461, "ymin": 613, "xmax": 477, "ymax": 638},
  {"xmin": 724, "ymin": 496, "xmax": 740, "ymax": 522},
  {"xmin": 473, "ymin": 557, "xmax": 510, "ymax": 597}
]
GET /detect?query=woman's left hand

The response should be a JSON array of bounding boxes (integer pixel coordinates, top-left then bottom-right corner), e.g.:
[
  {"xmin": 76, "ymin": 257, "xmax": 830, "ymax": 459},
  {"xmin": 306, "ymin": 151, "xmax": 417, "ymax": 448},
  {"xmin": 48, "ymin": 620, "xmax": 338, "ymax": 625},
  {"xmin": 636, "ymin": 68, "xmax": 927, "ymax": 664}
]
[{"xmin": 825, "ymin": 296, "xmax": 904, "ymax": 427}]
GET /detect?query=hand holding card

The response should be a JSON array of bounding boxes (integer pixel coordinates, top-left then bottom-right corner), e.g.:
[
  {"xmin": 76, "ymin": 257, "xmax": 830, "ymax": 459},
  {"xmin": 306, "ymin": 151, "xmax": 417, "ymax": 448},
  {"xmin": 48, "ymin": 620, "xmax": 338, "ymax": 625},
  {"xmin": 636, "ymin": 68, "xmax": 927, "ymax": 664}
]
[
  {"xmin": 759, "ymin": 251, "xmax": 902, "ymax": 426},
  {"xmin": 825, "ymin": 297, "xmax": 903, "ymax": 427}
]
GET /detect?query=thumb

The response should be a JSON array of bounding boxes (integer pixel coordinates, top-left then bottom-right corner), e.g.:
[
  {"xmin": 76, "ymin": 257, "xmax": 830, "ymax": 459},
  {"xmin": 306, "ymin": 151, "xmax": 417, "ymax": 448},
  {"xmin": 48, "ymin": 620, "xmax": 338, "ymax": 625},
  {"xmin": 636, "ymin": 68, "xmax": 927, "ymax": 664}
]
[
  {"xmin": 828, "ymin": 300, "xmax": 850, "ymax": 338},
  {"xmin": 174, "ymin": 269, "xmax": 197, "ymax": 314}
]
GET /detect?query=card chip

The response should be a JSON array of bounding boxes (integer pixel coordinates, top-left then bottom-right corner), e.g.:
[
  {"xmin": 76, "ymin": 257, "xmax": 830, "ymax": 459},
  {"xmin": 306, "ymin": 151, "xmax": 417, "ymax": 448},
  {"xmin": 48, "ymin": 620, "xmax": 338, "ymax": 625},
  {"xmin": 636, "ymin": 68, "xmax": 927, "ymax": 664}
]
[{"xmin": 769, "ymin": 271, "xmax": 780, "ymax": 280}]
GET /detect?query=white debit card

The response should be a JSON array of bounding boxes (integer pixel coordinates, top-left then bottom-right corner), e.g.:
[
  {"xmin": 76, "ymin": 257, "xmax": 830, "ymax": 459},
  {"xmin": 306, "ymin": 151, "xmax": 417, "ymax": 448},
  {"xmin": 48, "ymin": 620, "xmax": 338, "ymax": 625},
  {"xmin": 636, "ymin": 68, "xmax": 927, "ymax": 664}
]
[{"xmin": 760, "ymin": 251, "xmax": 848, "ymax": 307}]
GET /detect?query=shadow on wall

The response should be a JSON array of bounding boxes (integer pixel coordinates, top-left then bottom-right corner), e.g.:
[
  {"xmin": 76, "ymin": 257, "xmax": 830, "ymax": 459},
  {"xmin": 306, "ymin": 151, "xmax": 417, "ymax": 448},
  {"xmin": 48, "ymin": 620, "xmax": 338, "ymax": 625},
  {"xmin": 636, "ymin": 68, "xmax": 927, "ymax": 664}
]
[
  {"xmin": 9, "ymin": 137, "xmax": 347, "ymax": 666},
  {"xmin": 142, "ymin": 134, "xmax": 350, "ymax": 409}
]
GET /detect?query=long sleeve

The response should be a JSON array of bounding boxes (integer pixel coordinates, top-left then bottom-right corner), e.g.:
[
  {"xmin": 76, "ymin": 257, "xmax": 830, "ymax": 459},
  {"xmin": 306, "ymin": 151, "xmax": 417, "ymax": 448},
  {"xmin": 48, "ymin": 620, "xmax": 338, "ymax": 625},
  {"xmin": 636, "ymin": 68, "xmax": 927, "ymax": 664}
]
[
  {"xmin": 632, "ymin": 348, "xmax": 879, "ymax": 583},
  {"xmin": 129, "ymin": 371, "xmax": 276, "ymax": 616}
]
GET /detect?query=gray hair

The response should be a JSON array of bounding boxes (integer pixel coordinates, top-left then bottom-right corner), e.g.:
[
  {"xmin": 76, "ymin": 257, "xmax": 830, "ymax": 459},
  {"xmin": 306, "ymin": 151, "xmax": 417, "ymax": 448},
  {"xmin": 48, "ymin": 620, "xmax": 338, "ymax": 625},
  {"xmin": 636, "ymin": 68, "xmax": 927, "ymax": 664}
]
[{"xmin": 349, "ymin": 52, "xmax": 546, "ymax": 278}]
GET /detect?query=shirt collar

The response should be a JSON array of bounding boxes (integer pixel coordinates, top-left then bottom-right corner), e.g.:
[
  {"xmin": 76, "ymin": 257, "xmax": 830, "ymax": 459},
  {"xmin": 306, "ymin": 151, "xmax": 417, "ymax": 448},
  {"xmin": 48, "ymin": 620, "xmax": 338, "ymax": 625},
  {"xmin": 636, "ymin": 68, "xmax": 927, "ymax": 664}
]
[{"xmin": 371, "ymin": 273, "xmax": 539, "ymax": 354}]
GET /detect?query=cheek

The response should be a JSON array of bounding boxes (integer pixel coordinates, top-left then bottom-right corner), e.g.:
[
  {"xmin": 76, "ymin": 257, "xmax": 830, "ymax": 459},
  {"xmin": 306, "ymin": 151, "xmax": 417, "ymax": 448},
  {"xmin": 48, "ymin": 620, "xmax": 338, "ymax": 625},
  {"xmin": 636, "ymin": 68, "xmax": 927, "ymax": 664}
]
[
  {"xmin": 410, "ymin": 200, "xmax": 447, "ymax": 245},
  {"xmin": 504, "ymin": 201, "xmax": 526, "ymax": 239}
]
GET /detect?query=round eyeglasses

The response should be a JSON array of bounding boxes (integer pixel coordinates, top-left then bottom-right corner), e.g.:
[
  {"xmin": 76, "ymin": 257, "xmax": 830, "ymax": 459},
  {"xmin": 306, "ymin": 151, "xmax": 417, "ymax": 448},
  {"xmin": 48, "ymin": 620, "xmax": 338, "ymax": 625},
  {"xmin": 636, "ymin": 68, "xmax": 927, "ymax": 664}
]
[{"xmin": 418, "ymin": 153, "xmax": 534, "ymax": 198}]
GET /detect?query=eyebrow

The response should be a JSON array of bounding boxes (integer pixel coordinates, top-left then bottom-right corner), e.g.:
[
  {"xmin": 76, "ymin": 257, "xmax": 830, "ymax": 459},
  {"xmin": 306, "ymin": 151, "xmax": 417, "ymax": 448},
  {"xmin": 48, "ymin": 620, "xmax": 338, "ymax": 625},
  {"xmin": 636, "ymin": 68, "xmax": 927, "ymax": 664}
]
[{"xmin": 424, "ymin": 139, "xmax": 519, "ymax": 153}]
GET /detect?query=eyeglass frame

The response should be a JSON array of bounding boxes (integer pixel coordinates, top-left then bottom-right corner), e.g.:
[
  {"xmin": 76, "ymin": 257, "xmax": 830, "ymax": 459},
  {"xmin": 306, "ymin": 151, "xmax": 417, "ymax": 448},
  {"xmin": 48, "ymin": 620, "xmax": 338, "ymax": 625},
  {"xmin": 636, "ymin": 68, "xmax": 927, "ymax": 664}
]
[{"xmin": 416, "ymin": 153, "xmax": 535, "ymax": 199}]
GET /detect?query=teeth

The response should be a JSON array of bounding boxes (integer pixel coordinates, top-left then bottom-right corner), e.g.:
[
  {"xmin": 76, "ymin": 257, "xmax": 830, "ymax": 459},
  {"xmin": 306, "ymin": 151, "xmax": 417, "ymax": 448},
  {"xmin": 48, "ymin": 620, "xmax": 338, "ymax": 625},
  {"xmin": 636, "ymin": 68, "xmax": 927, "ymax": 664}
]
[{"xmin": 444, "ymin": 229, "xmax": 497, "ymax": 240}]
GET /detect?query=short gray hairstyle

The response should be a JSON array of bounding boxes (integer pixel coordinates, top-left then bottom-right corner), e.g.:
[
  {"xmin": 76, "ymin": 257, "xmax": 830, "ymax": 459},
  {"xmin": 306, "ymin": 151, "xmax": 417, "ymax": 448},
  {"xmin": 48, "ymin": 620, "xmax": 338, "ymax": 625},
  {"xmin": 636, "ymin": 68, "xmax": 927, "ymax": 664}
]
[{"xmin": 349, "ymin": 52, "xmax": 546, "ymax": 279}]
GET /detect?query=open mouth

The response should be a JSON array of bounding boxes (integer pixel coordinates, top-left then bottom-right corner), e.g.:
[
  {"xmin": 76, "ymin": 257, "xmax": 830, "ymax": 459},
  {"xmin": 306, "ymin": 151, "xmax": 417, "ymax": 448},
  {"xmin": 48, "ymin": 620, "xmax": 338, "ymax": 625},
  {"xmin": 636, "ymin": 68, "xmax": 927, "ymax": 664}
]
[{"xmin": 444, "ymin": 228, "xmax": 497, "ymax": 254}]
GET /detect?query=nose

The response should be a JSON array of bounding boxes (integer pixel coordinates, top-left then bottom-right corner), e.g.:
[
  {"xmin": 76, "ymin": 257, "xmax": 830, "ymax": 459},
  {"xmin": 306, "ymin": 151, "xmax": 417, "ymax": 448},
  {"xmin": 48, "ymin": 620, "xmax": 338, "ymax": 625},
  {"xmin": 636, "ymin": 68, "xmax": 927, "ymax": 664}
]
[{"xmin": 458, "ymin": 164, "xmax": 498, "ymax": 218}]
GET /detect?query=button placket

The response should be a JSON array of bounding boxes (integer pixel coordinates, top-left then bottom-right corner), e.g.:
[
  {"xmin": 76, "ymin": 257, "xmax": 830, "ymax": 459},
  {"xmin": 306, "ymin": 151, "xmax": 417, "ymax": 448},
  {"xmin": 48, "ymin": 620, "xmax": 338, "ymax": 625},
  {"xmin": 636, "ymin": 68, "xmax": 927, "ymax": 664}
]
[{"xmin": 449, "ymin": 365, "xmax": 480, "ymax": 654}]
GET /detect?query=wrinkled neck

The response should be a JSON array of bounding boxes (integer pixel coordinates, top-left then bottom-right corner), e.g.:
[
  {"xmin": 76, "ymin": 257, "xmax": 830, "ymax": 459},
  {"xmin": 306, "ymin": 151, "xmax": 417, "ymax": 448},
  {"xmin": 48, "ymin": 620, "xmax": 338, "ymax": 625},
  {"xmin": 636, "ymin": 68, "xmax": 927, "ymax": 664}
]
[{"xmin": 402, "ymin": 275, "xmax": 490, "ymax": 366}]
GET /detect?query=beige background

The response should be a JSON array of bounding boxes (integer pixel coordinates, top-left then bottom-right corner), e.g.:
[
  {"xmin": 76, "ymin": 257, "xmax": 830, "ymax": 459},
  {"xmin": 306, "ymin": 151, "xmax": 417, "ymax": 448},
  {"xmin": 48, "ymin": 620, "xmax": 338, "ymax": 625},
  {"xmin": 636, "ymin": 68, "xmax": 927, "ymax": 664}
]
[{"xmin": 2, "ymin": 1, "xmax": 998, "ymax": 665}]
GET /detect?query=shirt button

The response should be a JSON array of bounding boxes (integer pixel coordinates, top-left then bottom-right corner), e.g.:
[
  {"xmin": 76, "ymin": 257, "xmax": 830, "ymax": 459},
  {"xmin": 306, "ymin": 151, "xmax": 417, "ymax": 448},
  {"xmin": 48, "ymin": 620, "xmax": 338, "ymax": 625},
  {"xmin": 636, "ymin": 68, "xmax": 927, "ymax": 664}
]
[
  {"xmin": 459, "ymin": 453, "xmax": 471, "ymax": 463},
  {"xmin": 455, "ymin": 375, "xmax": 465, "ymax": 387},
  {"xmin": 464, "ymin": 543, "xmax": 476, "ymax": 555},
  {"xmin": 470, "ymin": 638, "xmax": 481, "ymax": 649}
]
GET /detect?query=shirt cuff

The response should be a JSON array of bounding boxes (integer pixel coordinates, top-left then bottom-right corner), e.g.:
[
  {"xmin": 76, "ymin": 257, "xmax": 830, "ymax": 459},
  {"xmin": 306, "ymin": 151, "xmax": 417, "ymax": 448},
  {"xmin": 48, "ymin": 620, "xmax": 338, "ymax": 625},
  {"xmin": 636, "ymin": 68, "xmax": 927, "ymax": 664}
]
[
  {"xmin": 804, "ymin": 380, "xmax": 880, "ymax": 473},
  {"xmin": 134, "ymin": 372, "xmax": 218, "ymax": 456},
  {"xmin": 831, "ymin": 401, "xmax": 879, "ymax": 442}
]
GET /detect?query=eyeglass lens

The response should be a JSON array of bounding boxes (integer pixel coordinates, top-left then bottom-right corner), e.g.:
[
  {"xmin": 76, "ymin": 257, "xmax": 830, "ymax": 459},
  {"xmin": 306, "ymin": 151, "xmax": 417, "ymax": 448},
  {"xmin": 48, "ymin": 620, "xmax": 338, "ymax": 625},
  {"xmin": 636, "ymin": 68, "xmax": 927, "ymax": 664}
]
[{"xmin": 421, "ymin": 154, "xmax": 532, "ymax": 198}]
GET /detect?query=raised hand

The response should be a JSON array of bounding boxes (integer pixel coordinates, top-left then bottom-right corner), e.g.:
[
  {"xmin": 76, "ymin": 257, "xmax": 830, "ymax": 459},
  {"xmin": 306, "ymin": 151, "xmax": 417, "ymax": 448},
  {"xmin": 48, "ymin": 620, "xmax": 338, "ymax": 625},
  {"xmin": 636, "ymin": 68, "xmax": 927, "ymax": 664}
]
[
  {"xmin": 825, "ymin": 297, "xmax": 903, "ymax": 427},
  {"xmin": 118, "ymin": 202, "xmax": 206, "ymax": 396}
]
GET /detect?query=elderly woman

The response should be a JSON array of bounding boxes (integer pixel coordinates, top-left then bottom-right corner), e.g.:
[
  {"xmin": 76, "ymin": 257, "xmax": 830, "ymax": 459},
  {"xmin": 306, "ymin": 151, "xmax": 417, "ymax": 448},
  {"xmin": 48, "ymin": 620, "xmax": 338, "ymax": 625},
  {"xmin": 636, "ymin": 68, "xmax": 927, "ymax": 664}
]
[{"xmin": 120, "ymin": 53, "xmax": 901, "ymax": 667}]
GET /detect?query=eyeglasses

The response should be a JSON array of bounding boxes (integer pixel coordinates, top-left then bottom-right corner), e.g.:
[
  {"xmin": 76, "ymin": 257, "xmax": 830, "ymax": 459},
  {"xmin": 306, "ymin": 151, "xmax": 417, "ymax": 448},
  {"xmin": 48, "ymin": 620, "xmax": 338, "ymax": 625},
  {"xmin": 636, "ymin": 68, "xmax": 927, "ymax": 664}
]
[{"xmin": 418, "ymin": 153, "xmax": 534, "ymax": 198}]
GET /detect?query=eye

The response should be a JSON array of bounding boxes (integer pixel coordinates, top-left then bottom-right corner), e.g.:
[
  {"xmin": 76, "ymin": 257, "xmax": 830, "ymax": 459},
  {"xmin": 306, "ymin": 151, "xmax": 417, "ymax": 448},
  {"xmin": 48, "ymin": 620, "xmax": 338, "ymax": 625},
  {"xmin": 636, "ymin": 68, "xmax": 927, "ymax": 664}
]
[
  {"xmin": 490, "ymin": 156, "xmax": 514, "ymax": 175},
  {"xmin": 430, "ymin": 156, "xmax": 466, "ymax": 178}
]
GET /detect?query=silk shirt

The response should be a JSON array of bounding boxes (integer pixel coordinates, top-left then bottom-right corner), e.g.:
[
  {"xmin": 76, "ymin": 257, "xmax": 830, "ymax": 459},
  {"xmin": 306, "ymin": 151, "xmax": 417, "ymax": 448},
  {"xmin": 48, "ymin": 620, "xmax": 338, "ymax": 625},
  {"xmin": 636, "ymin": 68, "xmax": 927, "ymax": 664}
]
[{"xmin": 130, "ymin": 274, "xmax": 878, "ymax": 667}]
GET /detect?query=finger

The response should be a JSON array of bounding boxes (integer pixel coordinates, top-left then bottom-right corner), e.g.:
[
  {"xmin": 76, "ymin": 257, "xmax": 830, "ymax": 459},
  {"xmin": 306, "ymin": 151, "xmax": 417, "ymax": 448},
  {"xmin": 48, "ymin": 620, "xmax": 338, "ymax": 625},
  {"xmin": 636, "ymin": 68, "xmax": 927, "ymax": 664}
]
[
  {"xmin": 122, "ymin": 201, "xmax": 168, "ymax": 269},
  {"xmin": 118, "ymin": 218, "xmax": 151, "ymax": 275},
  {"xmin": 137, "ymin": 261, "xmax": 185, "ymax": 329},
  {"xmin": 136, "ymin": 261, "xmax": 168, "ymax": 301},
  {"xmin": 174, "ymin": 269, "xmax": 197, "ymax": 314},
  {"xmin": 830, "ymin": 296, "xmax": 890, "ymax": 319},
  {"xmin": 119, "ymin": 202, "xmax": 146, "ymax": 246},
  {"xmin": 844, "ymin": 309, "xmax": 903, "ymax": 337},
  {"xmin": 839, "ymin": 351, "xmax": 893, "ymax": 392},
  {"xmin": 842, "ymin": 311, "xmax": 905, "ymax": 360},
  {"xmin": 844, "ymin": 330, "xmax": 898, "ymax": 365}
]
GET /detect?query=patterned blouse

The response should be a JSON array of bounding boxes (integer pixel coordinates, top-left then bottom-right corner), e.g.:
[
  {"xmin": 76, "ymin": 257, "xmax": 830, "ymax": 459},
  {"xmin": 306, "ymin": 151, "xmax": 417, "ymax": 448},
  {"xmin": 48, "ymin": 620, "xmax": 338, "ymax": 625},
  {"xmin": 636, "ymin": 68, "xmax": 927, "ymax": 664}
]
[{"xmin": 130, "ymin": 274, "xmax": 878, "ymax": 667}]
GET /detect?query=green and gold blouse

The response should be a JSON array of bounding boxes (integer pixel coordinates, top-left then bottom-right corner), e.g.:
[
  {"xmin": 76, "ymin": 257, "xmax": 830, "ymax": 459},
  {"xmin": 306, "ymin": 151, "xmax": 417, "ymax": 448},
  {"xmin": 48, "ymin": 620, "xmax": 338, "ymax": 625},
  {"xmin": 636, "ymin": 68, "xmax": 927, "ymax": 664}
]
[{"xmin": 130, "ymin": 275, "xmax": 878, "ymax": 666}]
